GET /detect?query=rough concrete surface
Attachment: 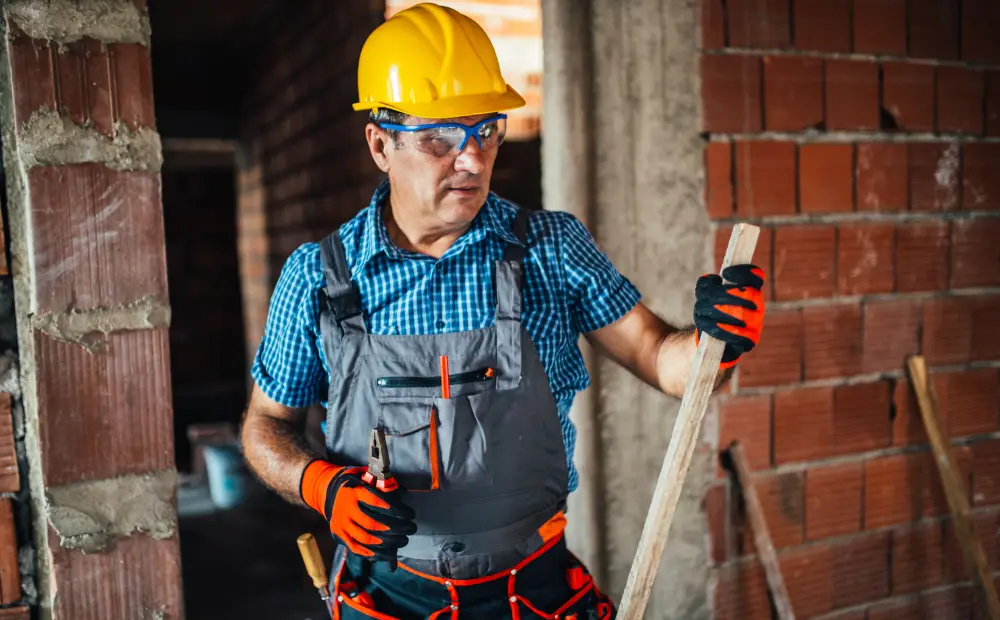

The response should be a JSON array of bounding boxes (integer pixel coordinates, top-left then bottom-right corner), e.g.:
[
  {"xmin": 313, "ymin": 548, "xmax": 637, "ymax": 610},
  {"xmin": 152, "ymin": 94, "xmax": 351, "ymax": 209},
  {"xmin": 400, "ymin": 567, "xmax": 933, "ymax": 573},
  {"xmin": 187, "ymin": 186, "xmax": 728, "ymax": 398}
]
[
  {"xmin": 544, "ymin": 0, "xmax": 712, "ymax": 617},
  {"xmin": 32, "ymin": 294, "xmax": 171, "ymax": 353},
  {"xmin": 5, "ymin": 0, "xmax": 150, "ymax": 46},
  {"xmin": 45, "ymin": 469, "xmax": 177, "ymax": 553},
  {"xmin": 18, "ymin": 108, "xmax": 162, "ymax": 172}
]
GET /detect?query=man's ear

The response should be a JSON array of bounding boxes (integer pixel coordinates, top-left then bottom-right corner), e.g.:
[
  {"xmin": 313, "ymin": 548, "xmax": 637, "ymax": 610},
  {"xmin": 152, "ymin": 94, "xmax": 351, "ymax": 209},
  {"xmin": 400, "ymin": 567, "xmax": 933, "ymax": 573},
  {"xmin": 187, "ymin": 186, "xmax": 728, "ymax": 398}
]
[{"xmin": 366, "ymin": 123, "xmax": 391, "ymax": 172}]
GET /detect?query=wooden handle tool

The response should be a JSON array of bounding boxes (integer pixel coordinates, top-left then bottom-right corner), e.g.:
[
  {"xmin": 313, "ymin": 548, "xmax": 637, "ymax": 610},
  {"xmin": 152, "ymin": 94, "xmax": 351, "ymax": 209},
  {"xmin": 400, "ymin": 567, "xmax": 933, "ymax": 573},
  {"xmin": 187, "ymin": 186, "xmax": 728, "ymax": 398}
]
[
  {"xmin": 617, "ymin": 223, "xmax": 760, "ymax": 620},
  {"xmin": 297, "ymin": 533, "xmax": 330, "ymax": 599}
]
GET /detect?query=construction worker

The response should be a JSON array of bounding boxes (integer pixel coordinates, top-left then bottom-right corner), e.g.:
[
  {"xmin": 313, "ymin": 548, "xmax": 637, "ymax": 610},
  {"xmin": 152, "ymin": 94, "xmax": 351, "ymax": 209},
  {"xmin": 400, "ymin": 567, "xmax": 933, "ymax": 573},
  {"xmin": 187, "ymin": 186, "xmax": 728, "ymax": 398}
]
[{"xmin": 240, "ymin": 3, "xmax": 765, "ymax": 619}]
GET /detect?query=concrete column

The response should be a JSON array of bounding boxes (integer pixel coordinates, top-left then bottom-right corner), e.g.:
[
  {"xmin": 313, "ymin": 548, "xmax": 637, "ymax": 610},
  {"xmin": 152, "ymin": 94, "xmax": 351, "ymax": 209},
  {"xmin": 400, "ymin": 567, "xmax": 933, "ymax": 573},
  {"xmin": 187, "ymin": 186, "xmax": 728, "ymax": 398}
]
[
  {"xmin": 0, "ymin": 2, "xmax": 183, "ymax": 618},
  {"xmin": 543, "ymin": 0, "xmax": 715, "ymax": 617}
]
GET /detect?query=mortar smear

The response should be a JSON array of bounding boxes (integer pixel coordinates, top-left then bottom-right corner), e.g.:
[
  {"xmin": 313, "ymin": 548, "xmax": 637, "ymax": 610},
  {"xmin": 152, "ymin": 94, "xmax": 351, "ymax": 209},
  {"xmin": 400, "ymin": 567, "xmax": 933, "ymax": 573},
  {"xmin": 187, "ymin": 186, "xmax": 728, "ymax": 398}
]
[
  {"xmin": 18, "ymin": 108, "xmax": 161, "ymax": 172},
  {"xmin": 6, "ymin": 0, "xmax": 150, "ymax": 46}
]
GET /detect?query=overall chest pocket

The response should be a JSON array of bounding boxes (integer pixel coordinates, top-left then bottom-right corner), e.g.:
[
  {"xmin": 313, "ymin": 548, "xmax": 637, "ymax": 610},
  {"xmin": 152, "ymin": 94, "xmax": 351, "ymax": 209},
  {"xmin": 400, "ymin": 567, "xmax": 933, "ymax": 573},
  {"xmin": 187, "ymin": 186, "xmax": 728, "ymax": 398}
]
[{"xmin": 376, "ymin": 368, "xmax": 496, "ymax": 492}]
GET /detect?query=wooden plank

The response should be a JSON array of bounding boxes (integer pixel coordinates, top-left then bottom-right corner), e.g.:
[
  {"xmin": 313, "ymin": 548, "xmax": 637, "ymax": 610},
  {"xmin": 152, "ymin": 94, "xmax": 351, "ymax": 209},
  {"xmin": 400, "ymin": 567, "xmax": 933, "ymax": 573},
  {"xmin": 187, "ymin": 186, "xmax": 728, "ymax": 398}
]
[
  {"xmin": 0, "ymin": 394, "xmax": 18, "ymax": 493},
  {"xmin": 617, "ymin": 223, "xmax": 760, "ymax": 620},
  {"xmin": 906, "ymin": 354, "xmax": 1000, "ymax": 620},
  {"xmin": 0, "ymin": 606, "xmax": 29, "ymax": 619},
  {"xmin": 727, "ymin": 441, "xmax": 796, "ymax": 620},
  {"xmin": 0, "ymin": 499, "xmax": 20, "ymax": 604}
]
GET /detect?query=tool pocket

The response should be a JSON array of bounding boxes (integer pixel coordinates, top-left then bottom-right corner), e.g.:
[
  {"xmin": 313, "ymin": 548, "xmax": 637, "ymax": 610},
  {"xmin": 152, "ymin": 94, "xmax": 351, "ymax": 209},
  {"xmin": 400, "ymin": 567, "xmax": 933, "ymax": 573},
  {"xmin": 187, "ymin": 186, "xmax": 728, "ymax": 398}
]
[{"xmin": 375, "ymin": 367, "xmax": 497, "ymax": 492}]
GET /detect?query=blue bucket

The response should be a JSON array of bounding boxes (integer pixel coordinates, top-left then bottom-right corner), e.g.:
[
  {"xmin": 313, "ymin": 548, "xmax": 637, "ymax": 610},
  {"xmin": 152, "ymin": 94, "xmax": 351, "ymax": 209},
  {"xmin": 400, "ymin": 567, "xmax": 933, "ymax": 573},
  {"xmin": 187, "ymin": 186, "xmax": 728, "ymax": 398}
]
[{"xmin": 203, "ymin": 443, "xmax": 249, "ymax": 509}]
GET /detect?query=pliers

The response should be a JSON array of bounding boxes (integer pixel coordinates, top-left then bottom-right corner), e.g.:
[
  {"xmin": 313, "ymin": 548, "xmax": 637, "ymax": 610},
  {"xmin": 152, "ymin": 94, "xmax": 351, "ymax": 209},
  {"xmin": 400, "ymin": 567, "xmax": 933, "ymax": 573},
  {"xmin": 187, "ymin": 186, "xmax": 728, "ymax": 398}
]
[{"xmin": 361, "ymin": 428, "xmax": 399, "ymax": 492}]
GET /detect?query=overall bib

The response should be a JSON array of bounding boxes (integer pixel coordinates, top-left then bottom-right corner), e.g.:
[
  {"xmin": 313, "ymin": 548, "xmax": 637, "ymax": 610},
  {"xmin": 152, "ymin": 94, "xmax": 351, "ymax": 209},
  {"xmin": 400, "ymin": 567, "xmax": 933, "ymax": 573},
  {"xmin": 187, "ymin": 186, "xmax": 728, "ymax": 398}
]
[{"xmin": 317, "ymin": 209, "xmax": 615, "ymax": 619}]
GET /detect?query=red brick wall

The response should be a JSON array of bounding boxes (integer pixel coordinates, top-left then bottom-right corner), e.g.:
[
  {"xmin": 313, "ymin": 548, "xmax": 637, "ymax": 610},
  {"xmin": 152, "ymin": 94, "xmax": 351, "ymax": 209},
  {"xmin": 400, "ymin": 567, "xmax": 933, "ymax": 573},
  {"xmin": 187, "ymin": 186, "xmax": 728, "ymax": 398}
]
[
  {"xmin": 701, "ymin": 1, "xmax": 1000, "ymax": 617},
  {"xmin": 237, "ymin": 0, "xmax": 387, "ymax": 356}
]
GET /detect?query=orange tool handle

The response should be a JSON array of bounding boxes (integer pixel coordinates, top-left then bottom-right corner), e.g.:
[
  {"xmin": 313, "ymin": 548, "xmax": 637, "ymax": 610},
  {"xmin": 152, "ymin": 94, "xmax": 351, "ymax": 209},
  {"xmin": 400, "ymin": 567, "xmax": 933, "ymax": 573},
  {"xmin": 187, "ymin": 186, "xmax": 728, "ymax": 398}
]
[
  {"xmin": 440, "ymin": 355, "xmax": 450, "ymax": 398},
  {"xmin": 362, "ymin": 471, "xmax": 400, "ymax": 492}
]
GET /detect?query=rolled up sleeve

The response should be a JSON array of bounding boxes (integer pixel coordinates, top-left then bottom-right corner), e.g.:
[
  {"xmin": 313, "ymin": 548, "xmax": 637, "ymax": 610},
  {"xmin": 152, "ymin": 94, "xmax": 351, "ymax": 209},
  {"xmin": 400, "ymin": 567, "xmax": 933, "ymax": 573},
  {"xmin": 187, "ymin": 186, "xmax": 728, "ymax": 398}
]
[
  {"xmin": 558, "ymin": 213, "xmax": 641, "ymax": 334},
  {"xmin": 250, "ymin": 243, "xmax": 327, "ymax": 408}
]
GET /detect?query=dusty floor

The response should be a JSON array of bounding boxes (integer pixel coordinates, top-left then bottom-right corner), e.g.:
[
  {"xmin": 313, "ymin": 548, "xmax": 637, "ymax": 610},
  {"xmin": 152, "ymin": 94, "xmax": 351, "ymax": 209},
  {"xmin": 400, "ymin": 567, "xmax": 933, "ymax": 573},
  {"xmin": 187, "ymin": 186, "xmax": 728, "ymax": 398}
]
[{"xmin": 178, "ymin": 476, "xmax": 334, "ymax": 619}]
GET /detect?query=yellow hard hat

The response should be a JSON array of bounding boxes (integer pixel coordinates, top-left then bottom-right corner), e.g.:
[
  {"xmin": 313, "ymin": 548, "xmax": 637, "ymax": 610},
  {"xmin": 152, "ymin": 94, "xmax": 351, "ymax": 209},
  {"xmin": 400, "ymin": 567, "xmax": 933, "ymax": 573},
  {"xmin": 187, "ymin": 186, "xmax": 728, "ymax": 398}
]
[{"xmin": 353, "ymin": 3, "xmax": 526, "ymax": 119}]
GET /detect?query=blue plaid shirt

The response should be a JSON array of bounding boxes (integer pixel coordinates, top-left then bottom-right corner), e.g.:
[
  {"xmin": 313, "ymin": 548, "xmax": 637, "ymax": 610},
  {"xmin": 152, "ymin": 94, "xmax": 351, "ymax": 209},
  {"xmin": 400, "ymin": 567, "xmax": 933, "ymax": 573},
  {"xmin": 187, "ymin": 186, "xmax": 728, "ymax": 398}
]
[{"xmin": 251, "ymin": 179, "xmax": 642, "ymax": 492}]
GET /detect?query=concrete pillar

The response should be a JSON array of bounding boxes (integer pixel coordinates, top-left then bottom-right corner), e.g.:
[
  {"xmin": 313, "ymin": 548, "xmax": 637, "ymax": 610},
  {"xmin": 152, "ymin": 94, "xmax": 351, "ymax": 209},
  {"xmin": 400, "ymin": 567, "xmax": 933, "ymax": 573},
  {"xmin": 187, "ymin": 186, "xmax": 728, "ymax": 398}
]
[
  {"xmin": 0, "ymin": 2, "xmax": 183, "ymax": 618},
  {"xmin": 543, "ymin": 0, "xmax": 714, "ymax": 617}
]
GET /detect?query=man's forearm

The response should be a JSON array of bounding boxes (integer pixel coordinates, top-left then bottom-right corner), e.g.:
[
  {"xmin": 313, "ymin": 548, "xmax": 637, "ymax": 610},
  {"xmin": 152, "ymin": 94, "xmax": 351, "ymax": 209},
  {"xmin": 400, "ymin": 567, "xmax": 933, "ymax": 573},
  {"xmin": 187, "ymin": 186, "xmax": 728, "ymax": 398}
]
[
  {"xmin": 655, "ymin": 326, "xmax": 735, "ymax": 398},
  {"xmin": 240, "ymin": 393, "xmax": 320, "ymax": 506}
]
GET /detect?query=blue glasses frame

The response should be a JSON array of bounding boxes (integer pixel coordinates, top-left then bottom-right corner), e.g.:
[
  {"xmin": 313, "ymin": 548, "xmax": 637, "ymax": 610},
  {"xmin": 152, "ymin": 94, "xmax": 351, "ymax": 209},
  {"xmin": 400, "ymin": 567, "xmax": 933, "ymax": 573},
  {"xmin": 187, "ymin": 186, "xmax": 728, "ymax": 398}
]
[{"xmin": 377, "ymin": 113, "xmax": 508, "ymax": 152}]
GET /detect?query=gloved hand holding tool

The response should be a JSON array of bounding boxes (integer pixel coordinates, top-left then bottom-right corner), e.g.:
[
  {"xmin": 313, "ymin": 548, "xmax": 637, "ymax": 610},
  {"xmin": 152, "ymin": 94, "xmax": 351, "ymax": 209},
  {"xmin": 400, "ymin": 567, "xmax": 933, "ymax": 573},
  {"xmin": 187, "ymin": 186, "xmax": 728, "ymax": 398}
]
[
  {"xmin": 299, "ymin": 428, "xmax": 416, "ymax": 571},
  {"xmin": 693, "ymin": 264, "xmax": 766, "ymax": 369}
]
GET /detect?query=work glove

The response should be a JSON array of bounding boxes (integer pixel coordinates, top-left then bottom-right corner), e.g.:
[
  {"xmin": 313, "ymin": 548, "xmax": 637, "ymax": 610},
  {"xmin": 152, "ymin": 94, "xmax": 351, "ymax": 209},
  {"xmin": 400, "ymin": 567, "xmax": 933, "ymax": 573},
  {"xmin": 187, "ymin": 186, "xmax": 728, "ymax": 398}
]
[
  {"xmin": 299, "ymin": 460, "xmax": 417, "ymax": 571},
  {"xmin": 693, "ymin": 264, "xmax": 766, "ymax": 369}
]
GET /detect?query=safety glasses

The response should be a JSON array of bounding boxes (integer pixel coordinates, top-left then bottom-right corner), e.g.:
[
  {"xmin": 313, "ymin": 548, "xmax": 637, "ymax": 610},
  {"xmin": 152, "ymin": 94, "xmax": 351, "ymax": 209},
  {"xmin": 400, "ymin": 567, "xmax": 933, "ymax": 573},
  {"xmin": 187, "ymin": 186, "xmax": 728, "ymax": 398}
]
[{"xmin": 378, "ymin": 114, "xmax": 508, "ymax": 157}]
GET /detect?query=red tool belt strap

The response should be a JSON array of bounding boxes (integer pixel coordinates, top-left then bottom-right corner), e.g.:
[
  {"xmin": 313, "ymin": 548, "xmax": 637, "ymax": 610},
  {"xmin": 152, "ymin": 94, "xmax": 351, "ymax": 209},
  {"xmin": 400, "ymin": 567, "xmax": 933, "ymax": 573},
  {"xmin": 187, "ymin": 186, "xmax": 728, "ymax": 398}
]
[{"xmin": 330, "ymin": 531, "xmax": 613, "ymax": 620}]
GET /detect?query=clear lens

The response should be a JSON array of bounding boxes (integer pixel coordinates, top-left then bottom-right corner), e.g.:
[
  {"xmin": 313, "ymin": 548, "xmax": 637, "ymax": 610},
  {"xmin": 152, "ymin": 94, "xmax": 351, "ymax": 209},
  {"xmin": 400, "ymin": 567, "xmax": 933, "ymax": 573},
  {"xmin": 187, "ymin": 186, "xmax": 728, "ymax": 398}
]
[{"xmin": 405, "ymin": 117, "xmax": 507, "ymax": 157}]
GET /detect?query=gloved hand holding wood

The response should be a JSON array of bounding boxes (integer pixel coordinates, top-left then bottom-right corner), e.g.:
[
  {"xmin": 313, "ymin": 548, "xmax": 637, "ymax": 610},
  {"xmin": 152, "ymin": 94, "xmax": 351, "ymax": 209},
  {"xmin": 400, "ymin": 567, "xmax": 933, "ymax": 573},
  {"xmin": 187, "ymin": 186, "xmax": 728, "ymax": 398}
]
[
  {"xmin": 693, "ymin": 264, "xmax": 766, "ymax": 368},
  {"xmin": 299, "ymin": 460, "xmax": 417, "ymax": 569}
]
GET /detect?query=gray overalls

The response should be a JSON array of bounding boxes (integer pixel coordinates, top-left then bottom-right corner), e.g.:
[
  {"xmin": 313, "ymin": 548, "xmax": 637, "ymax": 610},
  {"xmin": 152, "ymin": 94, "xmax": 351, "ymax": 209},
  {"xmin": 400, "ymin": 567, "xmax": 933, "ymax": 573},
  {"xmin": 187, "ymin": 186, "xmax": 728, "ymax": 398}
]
[{"xmin": 316, "ymin": 209, "xmax": 615, "ymax": 619}]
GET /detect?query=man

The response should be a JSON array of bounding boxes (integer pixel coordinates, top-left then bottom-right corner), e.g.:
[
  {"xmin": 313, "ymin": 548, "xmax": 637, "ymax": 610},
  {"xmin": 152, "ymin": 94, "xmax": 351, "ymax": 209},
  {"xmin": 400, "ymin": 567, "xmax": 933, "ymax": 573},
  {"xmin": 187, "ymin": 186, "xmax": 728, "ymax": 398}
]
[{"xmin": 241, "ymin": 3, "xmax": 766, "ymax": 619}]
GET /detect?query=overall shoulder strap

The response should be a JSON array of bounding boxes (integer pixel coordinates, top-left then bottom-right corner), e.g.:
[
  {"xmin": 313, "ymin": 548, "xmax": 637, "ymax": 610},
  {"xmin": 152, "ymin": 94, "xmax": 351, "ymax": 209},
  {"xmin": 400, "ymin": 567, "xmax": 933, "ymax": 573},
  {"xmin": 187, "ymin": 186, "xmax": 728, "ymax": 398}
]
[
  {"xmin": 494, "ymin": 208, "xmax": 529, "ymax": 390},
  {"xmin": 319, "ymin": 232, "xmax": 367, "ymax": 336}
]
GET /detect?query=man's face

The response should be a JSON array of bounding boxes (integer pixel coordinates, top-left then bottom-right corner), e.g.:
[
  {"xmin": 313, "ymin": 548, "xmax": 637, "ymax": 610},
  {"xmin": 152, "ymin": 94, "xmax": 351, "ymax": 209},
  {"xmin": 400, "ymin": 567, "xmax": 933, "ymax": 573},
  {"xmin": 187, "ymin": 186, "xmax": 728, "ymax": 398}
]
[{"xmin": 367, "ymin": 113, "xmax": 503, "ymax": 227}]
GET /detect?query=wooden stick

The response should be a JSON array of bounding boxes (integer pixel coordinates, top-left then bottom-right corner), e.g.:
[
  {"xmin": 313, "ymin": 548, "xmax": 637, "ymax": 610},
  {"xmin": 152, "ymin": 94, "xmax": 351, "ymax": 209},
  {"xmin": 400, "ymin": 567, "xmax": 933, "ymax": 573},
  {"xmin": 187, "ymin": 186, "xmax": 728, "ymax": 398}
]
[
  {"xmin": 617, "ymin": 223, "xmax": 760, "ymax": 620},
  {"xmin": 906, "ymin": 355, "xmax": 1000, "ymax": 620},
  {"xmin": 727, "ymin": 441, "xmax": 796, "ymax": 620}
]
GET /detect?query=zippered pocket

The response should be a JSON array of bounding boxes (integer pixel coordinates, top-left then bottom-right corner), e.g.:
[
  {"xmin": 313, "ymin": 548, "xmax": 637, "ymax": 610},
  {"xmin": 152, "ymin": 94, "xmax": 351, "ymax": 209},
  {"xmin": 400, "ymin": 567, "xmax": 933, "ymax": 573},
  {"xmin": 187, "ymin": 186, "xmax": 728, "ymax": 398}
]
[{"xmin": 376, "ymin": 367, "xmax": 494, "ymax": 389}]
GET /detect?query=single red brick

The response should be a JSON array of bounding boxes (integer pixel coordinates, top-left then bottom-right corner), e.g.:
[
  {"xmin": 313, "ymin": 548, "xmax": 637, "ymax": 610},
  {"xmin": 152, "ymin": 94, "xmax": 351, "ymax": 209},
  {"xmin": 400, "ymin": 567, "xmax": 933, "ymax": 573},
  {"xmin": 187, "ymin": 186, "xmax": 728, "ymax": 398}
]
[
  {"xmin": 895, "ymin": 221, "xmax": 951, "ymax": 292},
  {"xmin": 972, "ymin": 439, "xmax": 1000, "ymax": 507},
  {"xmin": 779, "ymin": 544, "xmax": 834, "ymax": 617},
  {"xmin": 864, "ymin": 452, "xmax": 947, "ymax": 528},
  {"xmin": 754, "ymin": 470, "xmax": 805, "ymax": 547},
  {"xmin": 951, "ymin": 219, "xmax": 1000, "ymax": 288},
  {"xmin": 774, "ymin": 386, "xmax": 835, "ymax": 464},
  {"xmin": 937, "ymin": 67, "xmax": 985, "ymax": 135},
  {"xmin": 803, "ymin": 304, "xmax": 864, "ymax": 381},
  {"xmin": 962, "ymin": 142, "xmax": 1000, "ymax": 211},
  {"xmin": 773, "ymin": 225, "xmax": 837, "ymax": 300},
  {"xmin": 882, "ymin": 62, "xmax": 935, "ymax": 132},
  {"xmin": 54, "ymin": 41, "xmax": 87, "ymax": 126},
  {"xmin": 713, "ymin": 558, "xmax": 772, "ymax": 620},
  {"xmin": 738, "ymin": 308, "xmax": 803, "ymax": 387},
  {"xmin": 705, "ymin": 483, "xmax": 728, "ymax": 563},
  {"xmin": 962, "ymin": 0, "xmax": 1000, "ymax": 64},
  {"xmin": 945, "ymin": 368, "xmax": 999, "ymax": 438},
  {"xmin": 714, "ymin": 225, "xmax": 774, "ymax": 301},
  {"xmin": 109, "ymin": 43, "xmax": 155, "ymax": 130},
  {"xmin": 909, "ymin": 142, "xmax": 962, "ymax": 211},
  {"xmin": 701, "ymin": 55, "xmax": 763, "ymax": 133},
  {"xmin": 793, "ymin": 0, "xmax": 851, "ymax": 52},
  {"xmin": 833, "ymin": 381, "xmax": 893, "ymax": 453},
  {"xmin": 922, "ymin": 297, "xmax": 973, "ymax": 366},
  {"xmin": 862, "ymin": 299, "xmax": 922, "ymax": 374},
  {"xmin": 988, "ymin": 71, "xmax": 1000, "ymax": 137},
  {"xmin": 700, "ymin": 0, "xmax": 726, "ymax": 48},
  {"xmin": 763, "ymin": 56, "xmax": 824, "ymax": 131},
  {"xmin": 805, "ymin": 461, "xmax": 863, "ymax": 540},
  {"xmin": 799, "ymin": 143, "xmax": 853, "ymax": 213},
  {"xmin": 0, "ymin": 395, "xmax": 15, "ymax": 494},
  {"xmin": 891, "ymin": 522, "xmax": 943, "ymax": 594},
  {"xmin": 706, "ymin": 141, "xmax": 734, "ymax": 219},
  {"xmin": 972, "ymin": 295, "xmax": 1000, "ymax": 361},
  {"xmin": 718, "ymin": 394, "xmax": 772, "ymax": 476},
  {"xmin": 907, "ymin": 0, "xmax": 960, "ymax": 60},
  {"xmin": 832, "ymin": 531, "xmax": 891, "ymax": 608},
  {"xmin": 837, "ymin": 222, "xmax": 895, "ymax": 295},
  {"xmin": 735, "ymin": 140, "xmax": 797, "ymax": 216},
  {"xmin": 0, "ymin": 500, "xmax": 18, "ymax": 605},
  {"xmin": 727, "ymin": 0, "xmax": 791, "ymax": 48},
  {"xmin": 853, "ymin": 0, "xmax": 907, "ymax": 54},
  {"xmin": 856, "ymin": 143, "xmax": 908, "ymax": 212},
  {"xmin": 825, "ymin": 59, "xmax": 880, "ymax": 131}
]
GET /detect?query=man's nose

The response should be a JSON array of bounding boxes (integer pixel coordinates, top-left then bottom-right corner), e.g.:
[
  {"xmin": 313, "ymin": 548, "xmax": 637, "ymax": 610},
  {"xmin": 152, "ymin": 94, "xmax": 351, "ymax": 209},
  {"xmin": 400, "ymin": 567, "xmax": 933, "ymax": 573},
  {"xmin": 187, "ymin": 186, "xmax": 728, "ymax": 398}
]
[{"xmin": 454, "ymin": 138, "xmax": 486, "ymax": 174}]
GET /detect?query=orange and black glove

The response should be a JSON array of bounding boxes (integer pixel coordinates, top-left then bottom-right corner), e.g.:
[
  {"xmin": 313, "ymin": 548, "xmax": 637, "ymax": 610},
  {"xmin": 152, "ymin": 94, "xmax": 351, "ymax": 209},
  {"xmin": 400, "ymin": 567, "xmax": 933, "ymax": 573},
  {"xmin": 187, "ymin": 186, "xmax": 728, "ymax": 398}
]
[
  {"xmin": 693, "ymin": 264, "xmax": 766, "ymax": 369},
  {"xmin": 299, "ymin": 460, "xmax": 417, "ymax": 570}
]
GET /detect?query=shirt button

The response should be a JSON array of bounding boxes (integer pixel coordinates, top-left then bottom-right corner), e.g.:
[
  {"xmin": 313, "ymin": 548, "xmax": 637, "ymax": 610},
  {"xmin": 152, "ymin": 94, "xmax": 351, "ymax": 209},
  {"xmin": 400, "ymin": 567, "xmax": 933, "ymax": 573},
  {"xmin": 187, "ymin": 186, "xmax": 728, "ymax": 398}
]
[{"xmin": 436, "ymin": 319, "xmax": 446, "ymax": 329}]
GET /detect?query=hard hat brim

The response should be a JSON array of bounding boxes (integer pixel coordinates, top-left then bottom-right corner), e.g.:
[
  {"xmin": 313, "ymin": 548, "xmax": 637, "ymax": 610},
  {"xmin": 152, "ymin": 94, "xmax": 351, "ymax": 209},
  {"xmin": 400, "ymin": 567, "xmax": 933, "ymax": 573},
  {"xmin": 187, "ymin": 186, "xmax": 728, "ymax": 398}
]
[{"xmin": 353, "ymin": 84, "xmax": 527, "ymax": 120}]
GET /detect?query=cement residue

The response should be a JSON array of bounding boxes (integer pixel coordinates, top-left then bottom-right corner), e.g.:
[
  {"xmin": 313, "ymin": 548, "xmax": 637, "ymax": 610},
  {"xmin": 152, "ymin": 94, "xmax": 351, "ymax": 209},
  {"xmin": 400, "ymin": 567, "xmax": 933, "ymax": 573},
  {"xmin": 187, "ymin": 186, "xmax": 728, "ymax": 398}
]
[
  {"xmin": 32, "ymin": 295, "xmax": 171, "ymax": 354},
  {"xmin": 45, "ymin": 470, "xmax": 177, "ymax": 553},
  {"xmin": 18, "ymin": 108, "xmax": 162, "ymax": 172},
  {"xmin": 5, "ymin": 0, "xmax": 150, "ymax": 46}
]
